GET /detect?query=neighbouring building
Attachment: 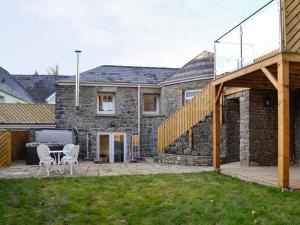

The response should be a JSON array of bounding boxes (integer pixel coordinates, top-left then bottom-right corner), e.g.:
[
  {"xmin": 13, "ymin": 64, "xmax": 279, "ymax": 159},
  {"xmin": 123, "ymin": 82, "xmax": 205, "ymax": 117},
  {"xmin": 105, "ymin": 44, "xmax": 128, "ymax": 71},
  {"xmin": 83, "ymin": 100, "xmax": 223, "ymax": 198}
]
[
  {"xmin": 55, "ymin": 51, "xmax": 214, "ymax": 162},
  {"xmin": 0, "ymin": 67, "xmax": 34, "ymax": 103},
  {"xmin": 13, "ymin": 74, "xmax": 70, "ymax": 104}
]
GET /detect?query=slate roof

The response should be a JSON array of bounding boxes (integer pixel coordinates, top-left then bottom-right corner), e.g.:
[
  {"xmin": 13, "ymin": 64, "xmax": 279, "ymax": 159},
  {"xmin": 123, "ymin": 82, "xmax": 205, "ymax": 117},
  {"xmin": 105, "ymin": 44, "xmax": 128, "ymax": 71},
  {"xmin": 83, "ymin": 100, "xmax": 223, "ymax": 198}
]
[
  {"xmin": 58, "ymin": 66, "xmax": 178, "ymax": 84},
  {"xmin": 0, "ymin": 67, "xmax": 35, "ymax": 103},
  {"xmin": 13, "ymin": 75, "xmax": 71, "ymax": 103},
  {"xmin": 0, "ymin": 103, "xmax": 55, "ymax": 124},
  {"xmin": 161, "ymin": 51, "xmax": 214, "ymax": 85}
]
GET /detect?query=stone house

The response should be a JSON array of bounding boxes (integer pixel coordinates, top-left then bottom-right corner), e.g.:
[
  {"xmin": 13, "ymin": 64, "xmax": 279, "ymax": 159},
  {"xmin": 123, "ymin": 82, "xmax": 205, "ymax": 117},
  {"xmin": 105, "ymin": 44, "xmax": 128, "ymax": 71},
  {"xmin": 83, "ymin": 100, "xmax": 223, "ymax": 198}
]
[{"xmin": 55, "ymin": 51, "xmax": 214, "ymax": 162}]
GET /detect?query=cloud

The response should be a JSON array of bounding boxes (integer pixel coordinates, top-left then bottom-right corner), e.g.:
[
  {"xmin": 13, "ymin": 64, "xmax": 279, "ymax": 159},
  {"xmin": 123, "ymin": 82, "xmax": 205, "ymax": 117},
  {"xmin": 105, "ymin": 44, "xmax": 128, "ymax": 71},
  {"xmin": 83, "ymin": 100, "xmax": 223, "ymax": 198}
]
[
  {"xmin": 0, "ymin": 0, "xmax": 265, "ymax": 74},
  {"xmin": 25, "ymin": 0, "xmax": 215, "ymax": 69}
]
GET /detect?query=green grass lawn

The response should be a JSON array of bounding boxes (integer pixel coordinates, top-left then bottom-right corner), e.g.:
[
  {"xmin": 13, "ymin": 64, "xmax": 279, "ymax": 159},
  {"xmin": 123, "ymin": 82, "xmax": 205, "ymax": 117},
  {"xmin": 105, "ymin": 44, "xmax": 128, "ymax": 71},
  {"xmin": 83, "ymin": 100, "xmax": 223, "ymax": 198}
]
[{"xmin": 1, "ymin": 172, "xmax": 300, "ymax": 225}]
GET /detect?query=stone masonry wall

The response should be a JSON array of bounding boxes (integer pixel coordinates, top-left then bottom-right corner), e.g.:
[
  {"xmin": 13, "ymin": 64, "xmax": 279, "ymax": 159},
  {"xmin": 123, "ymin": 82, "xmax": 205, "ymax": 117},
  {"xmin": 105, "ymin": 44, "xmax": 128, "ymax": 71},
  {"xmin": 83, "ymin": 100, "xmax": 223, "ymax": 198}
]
[
  {"xmin": 56, "ymin": 84, "xmax": 165, "ymax": 159},
  {"xmin": 160, "ymin": 88, "xmax": 300, "ymax": 167},
  {"xmin": 248, "ymin": 89, "xmax": 278, "ymax": 166},
  {"xmin": 292, "ymin": 91, "xmax": 300, "ymax": 163},
  {"xmin": 161, "ymin": 80, "xmax": 211, "ymax": 117},
  {"xmin": 140, "ymin": 116, "xmax": 165, "ymax": 157},
  {"xmin": 162, "ymin": 115, "xmax": 228, "ymax": 166},
  {"xmin": 222, "ymin": 98, "xmax": 240, "ymax": 163},
  {"xmin": 223, "ymin": 89, "xmax": 278, "ymax": 166}
]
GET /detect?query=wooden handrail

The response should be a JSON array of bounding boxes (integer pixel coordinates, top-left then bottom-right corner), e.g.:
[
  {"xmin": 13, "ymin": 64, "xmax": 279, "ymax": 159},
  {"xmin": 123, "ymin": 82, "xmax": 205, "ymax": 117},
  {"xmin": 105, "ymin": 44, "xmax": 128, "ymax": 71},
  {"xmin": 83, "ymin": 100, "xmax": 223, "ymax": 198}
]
[{"xmin": 157, "ymin": 84, "xmax": 213, "ymax": 152}]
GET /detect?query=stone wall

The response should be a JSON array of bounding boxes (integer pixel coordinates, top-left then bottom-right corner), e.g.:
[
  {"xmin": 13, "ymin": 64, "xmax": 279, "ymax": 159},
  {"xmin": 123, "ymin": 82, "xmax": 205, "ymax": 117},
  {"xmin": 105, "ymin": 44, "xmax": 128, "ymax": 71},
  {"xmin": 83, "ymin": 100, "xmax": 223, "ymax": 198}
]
[
  {"xmin": 222, "ymin": 98, "xmax": 240, "ymax": 163},
  {"xmin": 162, "ymin": 115, "xmax": 216, "ymax": 166},
  {"xmin": 248, "ymin": 89, "xmax": 278, "ymax": 166},
  {"xmin": 161, "ymin": 80, "xmax": 211, "ymax": 117},
  {"xmin": 160, "ymin": 88, "xmax": 300, "ymax": 167},
  {"xmin": 222, "ymin": 89, "xmax": 278, "ymax": 166},
  {"xmin": 56, "ymin": 84, "xmax": 165, "ymax": 159},
  {"xmin": 286, "ymin": 91, "xmax": 299, "ymax": 164},
  {"xmin": 140, "ymin": 116, "xmax": 165, "ymax": 157},
  {"xmin": 292, "ymin": 91, "xmax": 300, "ymax": 163},
  {"xmin": 158, "ymin": 153, "xmax": 213, "ymax": 166}
]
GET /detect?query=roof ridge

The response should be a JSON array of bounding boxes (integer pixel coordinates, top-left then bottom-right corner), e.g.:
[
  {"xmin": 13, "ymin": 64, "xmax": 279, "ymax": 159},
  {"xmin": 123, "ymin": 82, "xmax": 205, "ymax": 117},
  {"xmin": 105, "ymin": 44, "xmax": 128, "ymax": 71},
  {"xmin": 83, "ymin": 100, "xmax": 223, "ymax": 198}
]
[
  {"xmin": 99, "ymin": 65, "xmax": 179, "ymax": 70},
  {"xmin": 159, "ymin": 50, "xmax": 214, "ymax": 85},
  {"xmin": 12, "ymin": 74, "xmax": 72, "ymax": 77}
]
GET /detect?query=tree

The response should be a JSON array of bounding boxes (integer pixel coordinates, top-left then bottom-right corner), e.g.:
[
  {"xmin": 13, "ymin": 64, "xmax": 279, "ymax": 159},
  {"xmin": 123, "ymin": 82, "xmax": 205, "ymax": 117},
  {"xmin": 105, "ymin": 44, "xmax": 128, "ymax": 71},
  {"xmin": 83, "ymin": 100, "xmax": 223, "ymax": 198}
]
[
  {"xmin": 33, "ymin": 70, "xmax": 39, "ymax": 75},
  {"xmin": 47, "ymin": 63, "xmax": 59, "ymax": 75}
]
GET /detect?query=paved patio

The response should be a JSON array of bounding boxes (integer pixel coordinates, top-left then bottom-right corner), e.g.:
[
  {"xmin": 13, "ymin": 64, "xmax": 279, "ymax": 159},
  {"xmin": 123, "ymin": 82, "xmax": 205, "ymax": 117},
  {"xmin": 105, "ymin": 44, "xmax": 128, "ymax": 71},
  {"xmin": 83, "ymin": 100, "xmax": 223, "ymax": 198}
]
[
  {"xmin": 221, "ymin": 162, "xmax": 300, "ymax": 190},
  {"xmin": 0, "ymin": 161, "xmax": 213, "ymax": 179},
  {"xmin": 3, "ymin": 161, "xmax": 300, "ymax": 190}
]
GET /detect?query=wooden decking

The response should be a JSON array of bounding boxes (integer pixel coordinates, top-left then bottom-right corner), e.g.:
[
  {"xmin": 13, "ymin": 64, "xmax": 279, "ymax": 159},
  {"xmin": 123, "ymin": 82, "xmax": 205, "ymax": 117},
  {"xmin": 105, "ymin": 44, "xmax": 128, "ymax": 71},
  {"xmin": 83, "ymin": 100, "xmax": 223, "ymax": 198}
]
[{"xmin": 222, "ymin": 162, "xmax": 300, "ymax": 190}]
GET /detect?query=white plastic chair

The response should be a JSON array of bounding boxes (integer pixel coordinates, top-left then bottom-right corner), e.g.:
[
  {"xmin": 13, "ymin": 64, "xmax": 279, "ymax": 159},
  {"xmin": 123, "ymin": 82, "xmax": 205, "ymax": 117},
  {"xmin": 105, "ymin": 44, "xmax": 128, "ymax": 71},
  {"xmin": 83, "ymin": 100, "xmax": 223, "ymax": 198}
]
[
  {"xmin": 37, "ymin": 144, "xmax": 56, "ymax": 176},
  {"xmin": 62, "ymin": 144, "xmax": 75, "ymax": 156},
  {"xmin": 61, "ymin": 145, "xmax": 80, "ymax": 175}
]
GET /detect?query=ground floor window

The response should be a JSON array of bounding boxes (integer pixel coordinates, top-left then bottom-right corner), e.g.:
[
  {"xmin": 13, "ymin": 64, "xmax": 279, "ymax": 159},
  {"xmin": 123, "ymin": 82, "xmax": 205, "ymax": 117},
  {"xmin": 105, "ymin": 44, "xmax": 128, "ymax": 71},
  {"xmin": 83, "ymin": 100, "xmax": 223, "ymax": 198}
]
[{"xmin": 97, "ymin": 133, "xmax": 126, "ymax": 163}]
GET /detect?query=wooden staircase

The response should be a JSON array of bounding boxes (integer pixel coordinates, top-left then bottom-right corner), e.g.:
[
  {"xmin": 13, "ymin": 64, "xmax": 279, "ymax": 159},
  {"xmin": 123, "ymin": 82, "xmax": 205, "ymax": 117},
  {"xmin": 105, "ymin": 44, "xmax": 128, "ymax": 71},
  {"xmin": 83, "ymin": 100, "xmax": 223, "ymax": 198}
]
[{"xmin": 157, "ymin": 84, "xmax": 213, "ymax": 152}]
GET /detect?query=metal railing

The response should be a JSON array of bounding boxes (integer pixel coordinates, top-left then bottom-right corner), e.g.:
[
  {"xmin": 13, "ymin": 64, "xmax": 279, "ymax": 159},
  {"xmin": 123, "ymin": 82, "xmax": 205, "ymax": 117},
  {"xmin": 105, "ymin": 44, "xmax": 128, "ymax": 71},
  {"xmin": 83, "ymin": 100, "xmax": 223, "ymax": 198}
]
[{"xmin": 214, "ymin": 0, "xmax": 281, "ymax": 76}]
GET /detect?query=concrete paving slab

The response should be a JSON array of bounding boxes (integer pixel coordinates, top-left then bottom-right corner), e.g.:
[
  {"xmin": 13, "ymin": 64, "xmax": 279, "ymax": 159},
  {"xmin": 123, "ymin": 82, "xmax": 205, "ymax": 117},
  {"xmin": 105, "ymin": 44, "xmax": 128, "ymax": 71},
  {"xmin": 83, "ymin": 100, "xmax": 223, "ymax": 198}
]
[{"xmin": 0, "ymin": 161, "xmax": 213, "ymax": 179}]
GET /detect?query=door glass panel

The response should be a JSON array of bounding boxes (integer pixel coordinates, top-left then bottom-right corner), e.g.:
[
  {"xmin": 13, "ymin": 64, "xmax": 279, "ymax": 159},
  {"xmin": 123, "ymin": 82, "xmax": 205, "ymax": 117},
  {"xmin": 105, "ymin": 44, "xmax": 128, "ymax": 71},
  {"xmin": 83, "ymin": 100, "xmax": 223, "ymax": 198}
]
[
  {"xmin": 114, "ymin": 134, "xmax": 124, "ymax": 162},
  {"xmin": 100, "ymin": 135, "xmax": 109, "ymax": 163}
]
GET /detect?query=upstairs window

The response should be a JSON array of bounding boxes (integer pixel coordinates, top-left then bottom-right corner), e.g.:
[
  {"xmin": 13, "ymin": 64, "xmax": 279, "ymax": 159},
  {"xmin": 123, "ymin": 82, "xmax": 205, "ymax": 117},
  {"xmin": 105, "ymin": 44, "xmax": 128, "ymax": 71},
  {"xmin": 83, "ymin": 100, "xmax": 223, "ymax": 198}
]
[
  {"xmin": 97, "ymin": 93, "xmax": 115, "ymax": 114},
  {"xmin": 184, "ymin": 89, "xmax": 202, "ymax": 103},
  {"xmin": 0, "ymin": 95, "xmax": 4, "ymax": 103},
  {"xmin": 143, "ymin": 94, "xmax": 159, "ymax": 115}
]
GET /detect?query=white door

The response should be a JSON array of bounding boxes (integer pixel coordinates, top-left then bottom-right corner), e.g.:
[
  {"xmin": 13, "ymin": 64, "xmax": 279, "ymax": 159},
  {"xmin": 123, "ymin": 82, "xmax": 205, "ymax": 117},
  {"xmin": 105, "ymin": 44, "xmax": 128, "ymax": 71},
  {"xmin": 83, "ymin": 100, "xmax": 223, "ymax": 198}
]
[{"xmin": 97, "ymin": 133, "xmax": 126, "ymax": 163}]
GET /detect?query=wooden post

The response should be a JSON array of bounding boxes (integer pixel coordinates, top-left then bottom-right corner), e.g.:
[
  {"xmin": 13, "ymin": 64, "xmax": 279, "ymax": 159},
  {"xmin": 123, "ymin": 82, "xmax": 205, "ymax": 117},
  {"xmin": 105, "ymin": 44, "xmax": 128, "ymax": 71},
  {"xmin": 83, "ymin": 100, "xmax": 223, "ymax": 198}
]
[
  {"xmin": 213, "ymin": 84, "xmax": 222, "ymax": 170},
  {"xmin": 277, "ymin": 60, "xmax": 290, "ymax": 188},
  {"xmin": 188, "ymin": 128, "xmax": 192, "ymax": 148}
]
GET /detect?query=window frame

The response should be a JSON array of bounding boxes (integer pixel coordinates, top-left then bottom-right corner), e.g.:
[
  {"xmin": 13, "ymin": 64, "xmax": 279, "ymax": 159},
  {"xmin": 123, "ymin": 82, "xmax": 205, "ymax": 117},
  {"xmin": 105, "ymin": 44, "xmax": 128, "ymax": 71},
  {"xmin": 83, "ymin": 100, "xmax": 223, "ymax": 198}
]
[
  {"xmin": 97, "ymin": 93, "xmax": 116, "ymax": 115},
  {"xmin": 143, "ymin": 94, "xmax": 160, "ymax": 115},
  {"xmin": 184, "ymin": 89, "xmax": 202, "ymax": 103}
]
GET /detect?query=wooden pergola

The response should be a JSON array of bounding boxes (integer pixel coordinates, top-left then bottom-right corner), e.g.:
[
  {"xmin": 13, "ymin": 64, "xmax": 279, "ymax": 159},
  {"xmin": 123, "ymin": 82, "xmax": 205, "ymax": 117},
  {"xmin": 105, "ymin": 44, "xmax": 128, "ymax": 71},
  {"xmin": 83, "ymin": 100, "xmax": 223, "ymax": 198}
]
[{"xmin": 212, "ymin": 52, "xmax": 300, "ymax": 188}]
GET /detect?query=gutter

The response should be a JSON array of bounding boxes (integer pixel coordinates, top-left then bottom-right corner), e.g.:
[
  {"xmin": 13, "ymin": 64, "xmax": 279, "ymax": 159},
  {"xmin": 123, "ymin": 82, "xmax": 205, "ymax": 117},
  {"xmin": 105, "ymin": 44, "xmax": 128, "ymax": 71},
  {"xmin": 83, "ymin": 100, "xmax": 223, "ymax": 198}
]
[
  {"xmin": 159, "ymin": 75, "xmax": 214, "ymax": 87},
  {"xmin": 56, "ymin": 81, "xmax": 160, "ymax": 88},
  {"xmin": 0, "ymin": 123, "xmax": 56, "ymax": 129}
]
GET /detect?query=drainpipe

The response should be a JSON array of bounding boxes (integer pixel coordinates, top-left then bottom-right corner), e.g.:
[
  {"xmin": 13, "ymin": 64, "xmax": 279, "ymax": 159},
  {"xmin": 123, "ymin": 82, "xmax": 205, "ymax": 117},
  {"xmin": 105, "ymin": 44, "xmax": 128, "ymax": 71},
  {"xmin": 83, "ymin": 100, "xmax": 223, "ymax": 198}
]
[
  {"xmin": 75, "ymin": 50, "xmax": 82, "ymax": 112},
  {"xmin": 137, "ymin": 84, "xmax": 141, "ymax": 158}
]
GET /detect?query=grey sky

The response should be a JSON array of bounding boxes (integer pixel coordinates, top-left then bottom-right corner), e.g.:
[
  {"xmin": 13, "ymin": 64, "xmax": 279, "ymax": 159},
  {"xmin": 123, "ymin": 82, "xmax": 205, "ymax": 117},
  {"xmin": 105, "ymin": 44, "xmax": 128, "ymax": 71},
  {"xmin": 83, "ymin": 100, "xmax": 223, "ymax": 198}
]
[{"xmin": 1, "ymin": 0, "xmax": 268, "ymax": 75}]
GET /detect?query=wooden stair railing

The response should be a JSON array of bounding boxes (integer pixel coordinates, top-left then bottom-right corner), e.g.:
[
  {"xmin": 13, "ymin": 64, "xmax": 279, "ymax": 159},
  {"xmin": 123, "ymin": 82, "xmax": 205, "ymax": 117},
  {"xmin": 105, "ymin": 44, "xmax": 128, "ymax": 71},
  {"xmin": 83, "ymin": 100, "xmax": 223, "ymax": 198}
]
[{"xmin": 157, "ymin": 84, "xmax": 213, "ymax": 153}]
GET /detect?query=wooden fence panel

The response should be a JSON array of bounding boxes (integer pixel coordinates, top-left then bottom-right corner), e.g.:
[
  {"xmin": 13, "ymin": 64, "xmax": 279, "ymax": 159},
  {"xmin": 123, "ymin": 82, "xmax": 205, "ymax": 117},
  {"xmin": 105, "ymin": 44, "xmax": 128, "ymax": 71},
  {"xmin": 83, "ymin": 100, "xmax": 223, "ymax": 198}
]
[{"xmin": 0, "ymin": 131, "xmax": 11, "ymax": 166}]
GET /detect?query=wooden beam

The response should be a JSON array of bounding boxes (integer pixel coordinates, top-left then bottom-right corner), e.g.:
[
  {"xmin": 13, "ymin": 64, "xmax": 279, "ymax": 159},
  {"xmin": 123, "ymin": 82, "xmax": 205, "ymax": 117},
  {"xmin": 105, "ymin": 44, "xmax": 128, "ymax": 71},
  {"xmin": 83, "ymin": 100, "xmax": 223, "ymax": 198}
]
[
  {"xmin": 277, "ymin": 60, "xmax": 290, "ymax": 188},
  {"xmin": 213, "ymin": 53, "xmax": 281, "ymax": 85},
  {"xmin": 223, "ymin": 87, "xmax": 249, "ymax": 96},
  {"xmin": 215, "ymin": 83, "xmax": 224, "ymax": 104},
  {"xmin": 261, "ymin": 67, "xmax": 279, "ymax": 90},
  {"xmin": 213, "ymin": 84, "xmax": 221, "ymax": 169},
  {"xmin": 283, "ymin": 52, "xmax": 300, "ymax": 62}
]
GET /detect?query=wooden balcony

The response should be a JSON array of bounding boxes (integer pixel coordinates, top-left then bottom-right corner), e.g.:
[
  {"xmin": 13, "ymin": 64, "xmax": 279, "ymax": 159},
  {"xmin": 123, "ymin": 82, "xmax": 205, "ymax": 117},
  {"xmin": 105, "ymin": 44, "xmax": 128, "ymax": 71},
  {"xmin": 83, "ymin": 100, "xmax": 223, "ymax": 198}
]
[{"xmin": 212, "ymin": 52, "xmax": 300, "ymax": 189}]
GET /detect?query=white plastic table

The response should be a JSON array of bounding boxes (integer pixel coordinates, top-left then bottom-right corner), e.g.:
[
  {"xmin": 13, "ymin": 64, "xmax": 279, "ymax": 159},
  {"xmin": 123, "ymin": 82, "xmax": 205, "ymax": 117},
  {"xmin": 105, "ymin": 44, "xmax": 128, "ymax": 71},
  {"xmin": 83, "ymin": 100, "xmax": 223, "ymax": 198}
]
[{"xmin": 50, "ymin": 150, "xmax": 64, "ymax": 164}]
